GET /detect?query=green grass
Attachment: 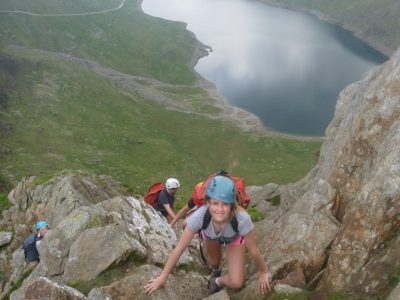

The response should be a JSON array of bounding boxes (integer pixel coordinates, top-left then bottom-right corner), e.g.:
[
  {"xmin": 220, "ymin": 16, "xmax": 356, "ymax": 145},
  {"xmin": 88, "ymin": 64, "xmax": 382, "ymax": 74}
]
[
  {"xmin": 0, "ymin": 0, "xmax": 321, "ymax": 205},
  {"xmin": 0, "ymin": 49, "xmax": 321, "ymax": 203},
  {"xmin": 247, "ymin": 207, "xmax": 264, "ymax": 221},
  {"xmin": 387, "ymin": 268, "xmax": 400, "ymax": 297},
  {"xmin": 268, "ymin": 290, "xmax": 311, "ymax": 300},
  {"xmin": 0, "ymin": 0, "xmax": 120, "ymax": 14},
  {"xmin": 270, "ymin": 195, "xmax": 281, "ymax": 206},
  {"xmin": 0, "ymin": 0, "xmax": 197, "ymax": 85},
  {"xmin": 158, "ymin": 86, "xmax": 222, "ymax": 114},
  {"xmin": 0, "ymin": 172, "xmax": 12, "ymax": 194},
  {"xmin": 0, "ymin": 193, "xmax": 12, "ymax": 212}
]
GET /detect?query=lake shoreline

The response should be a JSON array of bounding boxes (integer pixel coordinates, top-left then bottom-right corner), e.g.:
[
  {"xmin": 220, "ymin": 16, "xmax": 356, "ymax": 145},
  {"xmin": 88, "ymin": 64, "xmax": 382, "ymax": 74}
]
[
  {"xmin": 192, "ymin": 53, "xmax": 325, "ymax": 142},
  {"xmin": 139, "ymin": 0, "xmax": 324, "ymax": 141},
  {"xmin": 164, "ymin": 1, "xmax": 390, "ymax": 141},
  {"xmin": 140, "ymin": 0, "xmax": 388, "ymax": 142},
  {"xmin": 263, "ymin": 3, "xmax": 392, "ymax": 58}
]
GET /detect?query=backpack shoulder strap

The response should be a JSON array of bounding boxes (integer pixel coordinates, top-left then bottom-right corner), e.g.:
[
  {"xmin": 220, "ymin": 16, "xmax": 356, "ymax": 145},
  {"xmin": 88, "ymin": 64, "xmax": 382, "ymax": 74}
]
[
  {"xmin": 231, "ymin": 215, "xmax": 239, "ymax": 234},
  {"xmin": 201, "ymin": 207, "xmax": 212, "ymax": 231}
]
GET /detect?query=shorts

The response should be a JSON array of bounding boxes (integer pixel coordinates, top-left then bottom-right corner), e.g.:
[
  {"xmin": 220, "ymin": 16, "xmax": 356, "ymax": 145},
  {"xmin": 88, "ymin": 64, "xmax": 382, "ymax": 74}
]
[{"xmin": 201, "ymin": 230, "xmax": 245, "ymax": 246}]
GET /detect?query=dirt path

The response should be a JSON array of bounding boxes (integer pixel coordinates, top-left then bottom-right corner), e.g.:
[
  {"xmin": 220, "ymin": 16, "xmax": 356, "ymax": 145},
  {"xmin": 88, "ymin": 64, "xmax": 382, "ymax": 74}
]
[
  {"xmin": 8, "ymin": 43, "xmax": 324, "ymax": 142},
  {"xmin": 56, "ymin": 49, "xmax": 323, "ymax": 141},
  {"xmin": 0, "ymin": 0, "xmax": 126, "ymax": 17},
  {"xmin": 2, "ymin": 1, "xmax": 324, "ymax": 142}
]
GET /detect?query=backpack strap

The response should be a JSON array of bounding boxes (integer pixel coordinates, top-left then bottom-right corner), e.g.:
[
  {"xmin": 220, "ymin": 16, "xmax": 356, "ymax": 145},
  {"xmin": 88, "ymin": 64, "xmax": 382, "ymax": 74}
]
[
  {"xmin": 201, "ymin": 208, "xmax": 212, "ymax": 231},
  {"xmin": 230, "ymin": 214, "xmax": 238, "ymax": 233}
]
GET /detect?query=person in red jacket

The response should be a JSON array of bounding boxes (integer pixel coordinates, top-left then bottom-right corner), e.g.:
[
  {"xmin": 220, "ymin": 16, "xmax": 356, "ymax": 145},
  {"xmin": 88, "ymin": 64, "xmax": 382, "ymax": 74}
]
[{"xmin": 156, "ymin": 178, "xmax": 180, "ymax": 221}]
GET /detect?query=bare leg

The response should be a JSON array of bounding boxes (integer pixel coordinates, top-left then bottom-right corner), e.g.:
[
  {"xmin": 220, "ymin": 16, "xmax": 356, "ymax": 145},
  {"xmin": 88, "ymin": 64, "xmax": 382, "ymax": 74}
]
[
  {"xmin": 204, "ymin": 239, "xmax": 222, "ymax": 270},
  {"xmin": 217, "ymin": 243, "xmax": 246, "ymax": 289}
]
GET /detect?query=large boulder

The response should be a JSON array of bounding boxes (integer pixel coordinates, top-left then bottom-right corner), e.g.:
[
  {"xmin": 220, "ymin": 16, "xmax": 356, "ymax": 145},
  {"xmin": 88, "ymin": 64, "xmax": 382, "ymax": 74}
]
[
  {"xmin": 87, "ymin": 265, "xmax": 208, "ymax": 300},
  {"xmin": 246, "ymin": 183, "xmax": 280, "ymax": 218},
  {"xmin": 10, "ymin": 195, "xmax": 194, "ymax": 298},
  {"xmin": 0, "ymin": 173, "xmax": 199, "ymax": 299},
  {"xmin": 10, "ymin": 277, "xmax": 86, "ymax": 300},
  {"xmin": 0, "ymin": 172, "xmax": 126, "ymax": 291},
  {"xmin": 2, "ymin": 172, "xmax": 125, "ymax": 228}
]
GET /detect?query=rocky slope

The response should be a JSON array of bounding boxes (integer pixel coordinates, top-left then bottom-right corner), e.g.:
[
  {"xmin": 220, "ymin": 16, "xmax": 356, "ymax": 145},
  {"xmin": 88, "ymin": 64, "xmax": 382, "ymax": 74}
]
[
  {"xmin": 0, "ymin": 172, "xmax": 207, "ymax": 299},
  {"xmin": 238, "ymin": 46, "xmax": 400, "ymax": 299},
  {"xmin": 0, "ymin": 47, "xmax": 399, "ymax": 299}
]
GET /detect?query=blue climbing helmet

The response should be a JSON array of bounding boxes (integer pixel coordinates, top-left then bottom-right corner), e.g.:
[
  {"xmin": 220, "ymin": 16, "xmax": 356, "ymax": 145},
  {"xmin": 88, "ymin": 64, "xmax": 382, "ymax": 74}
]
[
  {"xmin": 35, "ymin": 220, "xmax": 49, "ymax": 231},
  {"xmin": 206, "ymin": 175, "xmax": 236, "ymax": 204}
]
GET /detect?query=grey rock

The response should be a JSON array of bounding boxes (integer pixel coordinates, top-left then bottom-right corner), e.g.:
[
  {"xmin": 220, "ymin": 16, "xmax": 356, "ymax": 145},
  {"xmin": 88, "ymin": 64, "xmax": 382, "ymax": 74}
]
[
  {"xmin": 10, "ymin": 276, "xmax": 86, "ymax": 300},
  {"xmin": 273, "ymin": 283, "xmax": 302, "ymax": 294},
  {"xmin": 88, "ymin": 264, "xmax": 208, "ymax": 300},
  {"xmin": 0, "ymin": 231, "xmax": 12, "ymax": 247},
  {"xmin": 203, "ymin": 289, "xmax": 230, "ymax": 300}
]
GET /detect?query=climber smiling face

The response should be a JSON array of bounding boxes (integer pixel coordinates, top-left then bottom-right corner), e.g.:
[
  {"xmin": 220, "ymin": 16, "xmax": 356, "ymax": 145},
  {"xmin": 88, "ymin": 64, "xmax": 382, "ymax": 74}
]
[
  {"xmin": 207, "ymin": 199, "xmax": 232, "ymax": 224},
  {"xmin": 205, "ymin": 175, "xmax": 236, "ymax": 225}
]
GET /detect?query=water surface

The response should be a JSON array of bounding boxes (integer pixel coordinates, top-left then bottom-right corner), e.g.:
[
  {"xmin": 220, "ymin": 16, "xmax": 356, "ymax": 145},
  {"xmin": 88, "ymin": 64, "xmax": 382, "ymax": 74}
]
[{"xmin": 142, "ymin": 0, "xmax": 387, "ymax": 136}]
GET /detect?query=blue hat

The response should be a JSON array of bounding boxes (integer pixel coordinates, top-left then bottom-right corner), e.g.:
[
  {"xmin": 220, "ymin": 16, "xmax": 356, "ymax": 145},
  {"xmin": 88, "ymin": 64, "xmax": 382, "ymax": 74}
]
[
  {"xmin": 35, "ymin": 220, "xmax": 49, "ymax": 231},
  {"xmin": 206, "ymin": 175, "xmax": 236, "ymax": 204}
]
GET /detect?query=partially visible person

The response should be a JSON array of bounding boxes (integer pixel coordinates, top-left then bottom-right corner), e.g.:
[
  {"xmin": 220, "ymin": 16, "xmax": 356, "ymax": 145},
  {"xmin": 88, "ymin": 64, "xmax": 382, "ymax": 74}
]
[
  {"xmin": 156, "ymin": 178, "xmax": 180, "ymax": 221},
  {"xmin": 169, "ymin": 182, "xmax": 204, "ymax": 228},
  {"xmin": 23, "ymin": 220, "xmax": 49, "ymax": 263},
  {"xmin": 145, "ymin": 175, "xmax": 270, "ymax": 296}
]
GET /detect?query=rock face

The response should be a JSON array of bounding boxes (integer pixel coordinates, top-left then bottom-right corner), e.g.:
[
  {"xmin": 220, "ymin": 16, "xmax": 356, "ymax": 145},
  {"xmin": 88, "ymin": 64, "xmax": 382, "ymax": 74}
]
[
  {"xmin": 315, "ymin": 45, "xmax": 400, "ymax": 297},
  {"xmin": 12, "ymin": 277, "xmax": 86, "ymax": 300},
  {"xmin": 237, "ymin": 48, "xmax": 400, "ymax": 298},
  {"xmin": 0, "ymin": 173, "xmax": 203, "ymax": 300},
  {"xmin": 87, "ymin": 265, "xmax": 207, "ymax": 300}
]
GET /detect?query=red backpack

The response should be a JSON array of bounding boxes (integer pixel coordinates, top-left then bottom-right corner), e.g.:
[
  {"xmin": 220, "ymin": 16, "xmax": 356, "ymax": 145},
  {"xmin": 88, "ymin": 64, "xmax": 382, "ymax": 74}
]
[
  {"xmin": 195, "ymin": 171, "xmax": 251, "ymax": 209},
  {"xmin": 144, "ymin": 183, "xmax": 164, "ymax": 208},
  {"xmin": 191, "ymin": 182, "xmax": 205, "ymax": 207}
]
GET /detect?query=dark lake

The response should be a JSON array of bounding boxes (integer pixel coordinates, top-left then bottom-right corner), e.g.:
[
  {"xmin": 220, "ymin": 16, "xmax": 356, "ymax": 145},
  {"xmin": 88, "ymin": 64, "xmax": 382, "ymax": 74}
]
[{"xmin": 142, "ymin": 0, "xmax": 387, "ymax": 136}]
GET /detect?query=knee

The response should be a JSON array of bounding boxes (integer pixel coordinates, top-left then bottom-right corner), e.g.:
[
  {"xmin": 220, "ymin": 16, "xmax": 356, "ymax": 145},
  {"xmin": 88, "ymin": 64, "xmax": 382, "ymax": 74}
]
[{"xmin": 228, "ymin": 277, "xmax": 244, "ymax": 290}]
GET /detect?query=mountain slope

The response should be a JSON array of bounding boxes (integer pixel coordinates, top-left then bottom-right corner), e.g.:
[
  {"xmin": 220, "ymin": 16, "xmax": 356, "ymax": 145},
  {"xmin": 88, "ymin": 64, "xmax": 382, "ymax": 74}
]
[
  {"xmin": 261, "ymin": 0, "xmax": 400, "ymax": 56},
  {"xmin": 0, "ymin": 2, "xmax": 320, "ymax": 198}
]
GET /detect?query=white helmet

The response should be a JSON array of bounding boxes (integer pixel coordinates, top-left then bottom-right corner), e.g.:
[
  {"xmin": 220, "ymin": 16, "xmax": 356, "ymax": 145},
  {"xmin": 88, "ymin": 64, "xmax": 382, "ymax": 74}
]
[{"xmin": 165, "ymin": 178, "xmax": 180, "ymax": 189}]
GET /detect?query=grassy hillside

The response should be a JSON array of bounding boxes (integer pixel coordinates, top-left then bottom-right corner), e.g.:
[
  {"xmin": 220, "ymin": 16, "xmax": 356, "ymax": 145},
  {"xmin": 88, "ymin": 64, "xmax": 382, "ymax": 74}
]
[
  {"xmin": 261, "ymin": 0, "xmax": 400, "ymax": 56},
  {"xmin": 0, "ymin": 0, "xmax": 120, "ymax": 14},
  {"xmin": 0, "ymin": 0, "xmax": 321, "ymax": 201},
  {"xmin": 0, "ymin": 0, "xmax": 197, "ymax": 84}
]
